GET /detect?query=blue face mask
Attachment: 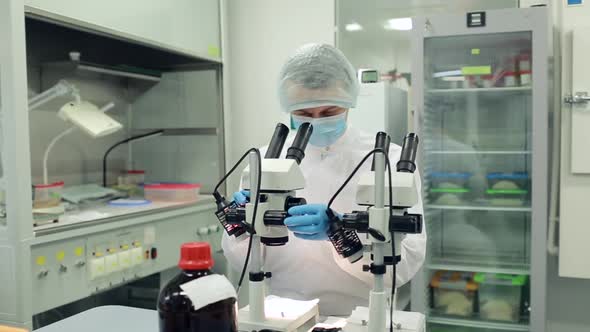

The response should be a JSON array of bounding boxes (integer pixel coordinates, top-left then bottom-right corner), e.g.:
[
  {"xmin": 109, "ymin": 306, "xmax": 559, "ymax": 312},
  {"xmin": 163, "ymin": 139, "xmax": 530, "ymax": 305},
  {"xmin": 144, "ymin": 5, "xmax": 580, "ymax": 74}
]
[{"xmin": 292, "ymin": 112, "xmax": 348, "ymax": 147}]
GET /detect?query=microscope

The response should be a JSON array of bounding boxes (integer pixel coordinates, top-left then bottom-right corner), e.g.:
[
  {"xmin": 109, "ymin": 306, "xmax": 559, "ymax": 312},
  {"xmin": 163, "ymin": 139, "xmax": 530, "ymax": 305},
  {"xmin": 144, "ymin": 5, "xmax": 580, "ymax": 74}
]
[
  {"xmin": 324, "ymin": 132, "xmax": 425, "ymax": 332},
  {"xmin": 216, "ymin": 122, "xmax": 320, "ymax": 332}
]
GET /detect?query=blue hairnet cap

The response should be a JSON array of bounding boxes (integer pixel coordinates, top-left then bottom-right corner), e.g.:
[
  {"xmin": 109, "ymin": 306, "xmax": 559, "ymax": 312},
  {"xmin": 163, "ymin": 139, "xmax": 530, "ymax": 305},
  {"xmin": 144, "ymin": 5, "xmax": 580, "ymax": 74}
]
[{"xmin": 278, "ymin": 43, "xmax": 359, "ymax": 113}]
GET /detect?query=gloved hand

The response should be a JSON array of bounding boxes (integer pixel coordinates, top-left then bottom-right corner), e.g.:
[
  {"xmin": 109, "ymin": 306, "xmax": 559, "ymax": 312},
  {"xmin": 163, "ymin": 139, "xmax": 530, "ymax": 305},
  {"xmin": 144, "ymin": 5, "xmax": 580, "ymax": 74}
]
[
  {"xmin": 232, "ymin": 190, "xmax": 250, "ymax": 205},
  {"xmin": 285, "ymin": 204, "xmax": 333, "ymax": 241}
]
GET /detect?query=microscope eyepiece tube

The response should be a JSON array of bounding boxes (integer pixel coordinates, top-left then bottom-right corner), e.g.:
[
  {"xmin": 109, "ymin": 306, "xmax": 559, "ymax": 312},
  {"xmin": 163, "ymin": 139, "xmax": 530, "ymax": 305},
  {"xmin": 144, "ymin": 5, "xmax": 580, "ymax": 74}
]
[
  {"xmin": 286, "ymin": 122, "xmax": 313, "ymax": 164},
  {"xmin": 371, "ymin": 132, "xmax": 391, "ymax": 171},
  {"xmin": 396, "ymin": 133, "xmax": 419, "ymax": 173},
  {"xmin": 265, "ymin": 123, "xmax": 290, "ymax": 159}
]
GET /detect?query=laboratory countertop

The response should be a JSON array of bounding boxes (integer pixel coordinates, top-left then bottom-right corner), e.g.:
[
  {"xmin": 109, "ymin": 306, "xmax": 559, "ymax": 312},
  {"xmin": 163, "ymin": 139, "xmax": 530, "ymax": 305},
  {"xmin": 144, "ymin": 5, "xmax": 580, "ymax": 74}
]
[
  {"xmin": 34, "ymin": 305, "xmax": 424, "ymax": 332},
  {"xmin": 34, "ymin": 306, "xmax": 157, "ymax": 332},
  {"xmin": 33, "ymin": 196, "xmax": 215, "ymax": 237}
]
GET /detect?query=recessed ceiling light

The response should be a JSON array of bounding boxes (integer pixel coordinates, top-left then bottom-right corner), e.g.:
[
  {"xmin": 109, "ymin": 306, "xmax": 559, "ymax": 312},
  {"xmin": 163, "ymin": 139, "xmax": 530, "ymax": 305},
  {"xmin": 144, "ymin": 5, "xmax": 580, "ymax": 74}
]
[
  {"xmin": 345, "ymin": 22, "xmax": 363, "ymax": 31},
  {"xmin": 384, "ymin": 17, "xmax": 413, "ymax": 31}
]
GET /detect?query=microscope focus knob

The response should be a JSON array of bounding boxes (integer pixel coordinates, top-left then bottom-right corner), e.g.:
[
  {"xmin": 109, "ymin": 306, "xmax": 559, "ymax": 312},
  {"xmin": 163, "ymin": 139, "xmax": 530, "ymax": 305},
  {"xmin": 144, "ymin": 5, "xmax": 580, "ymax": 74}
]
[{"xmin": 284, "ymin": 197, "xmax": 307, "ymax": 211}]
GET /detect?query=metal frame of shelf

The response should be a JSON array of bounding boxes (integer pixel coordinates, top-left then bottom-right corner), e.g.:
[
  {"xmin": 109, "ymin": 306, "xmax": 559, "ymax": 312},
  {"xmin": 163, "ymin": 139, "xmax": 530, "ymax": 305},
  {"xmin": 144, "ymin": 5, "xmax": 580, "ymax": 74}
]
[
  {"xmin": 427, "ymin": 87, "xmax": 532, "ymax": 93},
  {"xmin": 426, "ymin": 150, "xmax": 532, "ymax": 155},
  {"xmin": 411, "ymin": 7, "xmax": 549, "ymax": 332},
  {"xmin": 427, "ymin": 205, "xmax": 532, "ymax": 212}
]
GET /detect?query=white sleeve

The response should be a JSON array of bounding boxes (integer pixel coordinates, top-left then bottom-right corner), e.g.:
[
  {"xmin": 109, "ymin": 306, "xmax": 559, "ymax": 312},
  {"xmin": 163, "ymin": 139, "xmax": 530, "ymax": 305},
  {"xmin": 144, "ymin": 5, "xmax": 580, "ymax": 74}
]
[{"xmin": 331, "ymin": 170, "xmax": 427, "ymax": 288}]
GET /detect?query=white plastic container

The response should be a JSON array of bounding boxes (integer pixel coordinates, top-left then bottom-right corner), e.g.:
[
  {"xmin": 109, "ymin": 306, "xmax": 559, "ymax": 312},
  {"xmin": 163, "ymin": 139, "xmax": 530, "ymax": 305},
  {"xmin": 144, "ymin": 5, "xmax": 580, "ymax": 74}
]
[
  {"xmin": 520, "ymin": 70, "xmax": 532, "ymax": 86},
  {"xmin": 481, "ymin": 75, "xmax": 494, "ymax": 88},
  {"xmin": 119, "ymin": 170, "xmax": 145, "ymax": 186},
  {"xmin": 518, "ymin": 54, "xmax": 531, "ymax": 71},
  {"xmin": 430, "ymin": 271, "xmax": 478, "ymax": 317},
  {"xmin": 474, "ymin": 273, "xmax": 527, "ymax": 323},
  {"xmin": 503, "ymin": 72, "xmax": 518, "ymax": 87},
  {"xmin": 144, "ymin": 183, "xmax": 201, "ymax": 203},
  {"xmin": 34, "ymin": 181, "xmax": 64, "ymax": 208}
]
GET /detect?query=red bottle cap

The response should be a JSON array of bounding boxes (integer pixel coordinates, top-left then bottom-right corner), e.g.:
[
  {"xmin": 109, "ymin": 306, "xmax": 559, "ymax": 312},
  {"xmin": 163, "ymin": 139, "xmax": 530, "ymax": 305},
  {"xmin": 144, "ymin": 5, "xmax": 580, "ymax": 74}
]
[{"xmin": 178, "ymin": 242, "xmax": 214, "ymax": 270}]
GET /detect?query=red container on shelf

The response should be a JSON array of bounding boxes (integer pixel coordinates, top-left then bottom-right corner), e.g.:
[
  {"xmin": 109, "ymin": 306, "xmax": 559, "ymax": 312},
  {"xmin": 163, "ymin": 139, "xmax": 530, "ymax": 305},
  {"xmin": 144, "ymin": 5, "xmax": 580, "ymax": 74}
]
[
  {"xmin": 33, "ymin": 181, "xmax": 64, "ymax": 208},
  {"xmin": 144, "ymin": 183, "xmax": 201, "ymax": 202}
]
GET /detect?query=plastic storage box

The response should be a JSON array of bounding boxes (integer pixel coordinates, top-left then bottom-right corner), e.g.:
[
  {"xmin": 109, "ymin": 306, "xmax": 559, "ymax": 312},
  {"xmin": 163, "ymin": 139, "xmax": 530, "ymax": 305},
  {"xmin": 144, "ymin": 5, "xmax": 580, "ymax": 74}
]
[
  {"xmin": 119, "ymin": 170, "xmax": 145, "ymax": 186},
  {"xmin": 474, "ymin": 273, "xmax": 527, "ymax": 322},
  {"xmin": 428, "ymin": 172, "xmax": 472, "ymax": 205},
  {"xmin": 144, "ymin": 183, "xmax": 201, "ymax": 203},
  {"xmin": 33, "ymin": 181, "xmax": 64, "ymax": 208},
  {"xmin": 116, "ymin": 170, "xmax": 146, "ymax": 197},
  {"xmin": 430, "ymin": 271, "xmax": 478, "ymax": 317},
  {"xmin": 486, "ymin": 172, "xmax": 529, "ymax": 206}
]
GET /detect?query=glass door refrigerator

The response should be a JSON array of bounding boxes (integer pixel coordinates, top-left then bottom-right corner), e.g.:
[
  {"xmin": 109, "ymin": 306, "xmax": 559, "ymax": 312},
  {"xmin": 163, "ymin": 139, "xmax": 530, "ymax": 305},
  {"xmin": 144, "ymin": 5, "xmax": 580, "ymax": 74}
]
[{"xmin": 411, "ymin": 7, "xmax": 548, "ymax": 332}]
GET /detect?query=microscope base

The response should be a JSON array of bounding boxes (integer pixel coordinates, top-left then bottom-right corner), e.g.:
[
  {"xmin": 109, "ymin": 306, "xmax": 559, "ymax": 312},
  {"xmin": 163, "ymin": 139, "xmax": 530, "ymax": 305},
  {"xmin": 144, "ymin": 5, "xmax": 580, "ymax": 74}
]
[
  {"xmin": 320, "ymin": 310, "xmax": 425, "ymax": 332},
  {"xmin": 237, "ymin": 303, "xmax": 319, "ymax": 332}
]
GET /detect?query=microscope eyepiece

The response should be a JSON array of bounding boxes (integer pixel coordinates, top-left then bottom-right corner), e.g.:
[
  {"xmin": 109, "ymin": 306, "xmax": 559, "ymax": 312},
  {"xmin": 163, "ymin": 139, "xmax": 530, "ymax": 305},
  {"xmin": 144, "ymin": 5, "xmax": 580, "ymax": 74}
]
[
  {"xmin": 286, "ymin": 122, "xmax": 313, "ymax": 164},
  {"xmin": 396, "ymin": 133, "xmax": 419, "ymax": 173},
  {"xmin": 371, "ymin": 132, "xmax": 391, "ymax": 171},
  {"xmin": 265, "ymin": 123, "xmax": 290, "ymax": 159}
]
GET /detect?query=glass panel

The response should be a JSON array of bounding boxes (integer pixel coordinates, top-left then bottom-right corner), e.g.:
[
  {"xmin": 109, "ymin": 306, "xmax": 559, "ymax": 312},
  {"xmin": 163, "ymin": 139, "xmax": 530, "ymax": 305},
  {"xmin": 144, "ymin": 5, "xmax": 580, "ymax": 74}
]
[
  {"xmin": 336, "ymin": 0, "xmax": 519, "ymax": 77},
  {"xmin": 423, "ymin": 31, "xmax": 533, "ymax": 329},
  {"xmin": 427, "ymin": 210, "xmax": 530, "ymax": 271}
]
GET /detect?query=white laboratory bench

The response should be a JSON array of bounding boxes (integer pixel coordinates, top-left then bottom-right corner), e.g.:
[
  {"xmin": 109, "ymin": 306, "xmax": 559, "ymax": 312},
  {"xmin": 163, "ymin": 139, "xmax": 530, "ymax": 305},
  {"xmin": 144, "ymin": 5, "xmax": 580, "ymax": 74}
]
[
  {"xmin": 34, "ymin": 306, "xmax": 157, "ymax": 332},
  {"xmin": 34, "ymin": 305, "xmax": 425, "ymax": 332},
  {"xmin": 28, "ymin": 197, "xmax": 226, "ymax": 316}
]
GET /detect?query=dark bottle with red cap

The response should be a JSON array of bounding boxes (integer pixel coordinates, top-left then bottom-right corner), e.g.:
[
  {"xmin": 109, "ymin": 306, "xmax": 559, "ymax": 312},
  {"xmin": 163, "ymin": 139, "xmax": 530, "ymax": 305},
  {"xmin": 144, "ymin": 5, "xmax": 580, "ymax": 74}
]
[{"xmin": 158, "ymin": 242, "xmax": 237, "ymax": 332}]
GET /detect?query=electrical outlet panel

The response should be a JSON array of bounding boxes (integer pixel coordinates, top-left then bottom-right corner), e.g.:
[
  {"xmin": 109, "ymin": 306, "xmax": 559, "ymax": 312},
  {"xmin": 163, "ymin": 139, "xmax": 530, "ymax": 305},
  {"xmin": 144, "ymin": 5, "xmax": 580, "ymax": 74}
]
[{"xmin": 30, "ymin": 205, "xmax": 224, "ymax": 314}]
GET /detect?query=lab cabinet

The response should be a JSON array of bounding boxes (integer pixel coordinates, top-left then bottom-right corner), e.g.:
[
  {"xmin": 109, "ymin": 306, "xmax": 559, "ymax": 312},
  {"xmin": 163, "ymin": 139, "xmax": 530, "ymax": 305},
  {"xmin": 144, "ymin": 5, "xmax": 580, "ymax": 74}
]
[
  {"xmin": 0, "ymin": 1, "xmax": 227, "ymax": 328},
  {"xmin": 24, "ymin": 0, "xmax": 222, "ymax": 61},
  {"xmin": 411, "ymin": 8, "xmax": 548, "ymax": 332}
]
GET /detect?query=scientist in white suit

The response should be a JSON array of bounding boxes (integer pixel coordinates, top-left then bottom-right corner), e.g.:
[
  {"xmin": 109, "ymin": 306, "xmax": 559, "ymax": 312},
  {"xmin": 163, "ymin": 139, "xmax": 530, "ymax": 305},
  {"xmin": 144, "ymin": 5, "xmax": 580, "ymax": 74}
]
[{"xmin": 222, "ymin": 43, "xmax": 426, "ymax": 316}]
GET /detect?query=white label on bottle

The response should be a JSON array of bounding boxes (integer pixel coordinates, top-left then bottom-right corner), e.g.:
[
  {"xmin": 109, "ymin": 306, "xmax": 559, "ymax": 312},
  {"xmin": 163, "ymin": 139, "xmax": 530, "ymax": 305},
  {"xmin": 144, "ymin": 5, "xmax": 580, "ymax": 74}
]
[{"xmin": 180, "ymin": 274, "xmax": 237, "ymax": 311}]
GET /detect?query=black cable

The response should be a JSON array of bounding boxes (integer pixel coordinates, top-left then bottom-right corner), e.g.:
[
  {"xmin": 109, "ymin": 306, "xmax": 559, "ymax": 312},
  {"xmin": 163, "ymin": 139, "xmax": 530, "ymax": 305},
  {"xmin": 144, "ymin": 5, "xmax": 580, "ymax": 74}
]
[
  {"xmin": 390, "ymin": 231, "xmax": 396, "ymax": 332},
  {"xmin": 384, "ymin": 153, "xmax": 396, "ymax": 332},
  {"xmin": 327, "ymin": 148, "xmax": 385, "ymax": 209},
  {"xmin": 213, "ymin": 147, "xmax": 259, "ymax": 194},
  {"xmin": 237, "ymin": 149, "xmax": 262, "ymax": 292},
  {"xmin": 237, "ymin": 233, "xmax": 255, "ymax": 293},
  {"xmin": 213, "ymin": 148, "xmax": 262, "ymax": 294},
  {"xmin": 102, "ymin": 130, "xmax": 164, "ymax": 187}
]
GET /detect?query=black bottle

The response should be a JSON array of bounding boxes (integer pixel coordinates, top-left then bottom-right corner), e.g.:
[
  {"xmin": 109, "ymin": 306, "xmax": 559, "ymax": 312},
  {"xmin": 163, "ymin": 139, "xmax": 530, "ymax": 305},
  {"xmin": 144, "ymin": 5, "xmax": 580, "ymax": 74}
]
[{"xmin": 158, "ymin": 242, "xmax": 237, "ymax": 332}]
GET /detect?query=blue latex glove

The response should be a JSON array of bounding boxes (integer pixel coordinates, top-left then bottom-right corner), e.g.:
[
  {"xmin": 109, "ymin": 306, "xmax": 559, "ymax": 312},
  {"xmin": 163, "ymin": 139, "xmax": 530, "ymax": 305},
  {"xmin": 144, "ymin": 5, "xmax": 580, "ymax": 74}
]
[
  {"xmin": 284, "ymin": 204, "xmax": 332, "ymax": 241},
  {"xmin": 232, "ymin": 190, "xmax": 250, "ymax": 205}
]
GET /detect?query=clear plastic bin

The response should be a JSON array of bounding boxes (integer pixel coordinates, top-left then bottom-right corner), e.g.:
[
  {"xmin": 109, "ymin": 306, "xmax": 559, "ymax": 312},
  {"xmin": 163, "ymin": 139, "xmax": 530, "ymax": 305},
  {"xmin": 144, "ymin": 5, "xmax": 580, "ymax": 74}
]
[
  {"xmin": 116, "ymin": 170, "xmax": 146, "ymax": 197},
  {"xmin": 486, "ymin": 172, "xmax": 529, "ymax": 206},
  {"xmin": 427, "ymin": 173, "xmax": 473, "ymax": 205},
  {"xmin": 119, "ymin": 170, "xmax": 145, "ymax": 186},
  {"xmin": 144, "ymin": 183, "xmax": 201, "ymax": 203},
  {"xmin": 430, "ymin": 271, "xmax": 478, "ymax": 317},
  {"xmin": 33, "ymin": 181, "xmax": 64, "ymax": 208},
  {"xmin": 474, "ymin": 273, "xmax": 527, "ymax": 322}
]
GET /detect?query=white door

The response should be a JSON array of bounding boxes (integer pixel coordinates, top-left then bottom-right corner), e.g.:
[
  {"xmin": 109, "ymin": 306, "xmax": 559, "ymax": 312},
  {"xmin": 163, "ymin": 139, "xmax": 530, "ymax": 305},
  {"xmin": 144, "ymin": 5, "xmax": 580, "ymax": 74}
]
[
  {"xmin": 559, "ymin": 27, "xmax": 590, "ymax": 278},
  {"xmin": 570, "ymin": 28, "xmax": 590, "ymax": 173}
]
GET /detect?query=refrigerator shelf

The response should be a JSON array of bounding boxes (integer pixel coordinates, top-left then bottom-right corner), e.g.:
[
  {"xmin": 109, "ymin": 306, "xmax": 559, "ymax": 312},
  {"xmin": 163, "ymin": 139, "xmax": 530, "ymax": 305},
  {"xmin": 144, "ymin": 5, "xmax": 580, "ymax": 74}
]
[
  {"xmin": 427, "ymin": 257, "xmax": 530, "ymax": 275},
  {"xmin": 427, "ymin": 87, "xmax": 532, "ymax": 94},
  {"xmin": 427, "ymin": 316, "xmax": 530, "ymax": 331},
  {"xmin": 426, "ymin": 205, "xmax": 531, "ymax": 213},
  {"xmin": 426, "ymin": 150, "xmax": 532, "ymax": 155}
]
